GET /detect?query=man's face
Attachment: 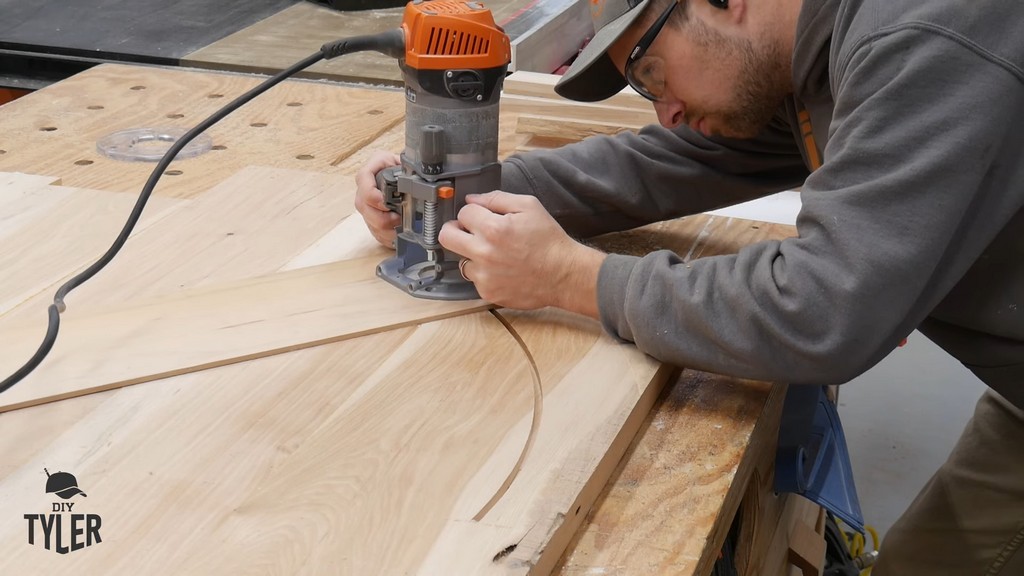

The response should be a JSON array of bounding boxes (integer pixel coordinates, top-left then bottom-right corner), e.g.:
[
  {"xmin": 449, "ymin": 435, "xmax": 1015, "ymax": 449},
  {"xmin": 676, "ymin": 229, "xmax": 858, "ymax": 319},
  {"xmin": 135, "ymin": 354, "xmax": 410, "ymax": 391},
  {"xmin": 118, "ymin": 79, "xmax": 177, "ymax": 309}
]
[{"xmin": 608, "ymin": 4, "xmax": 789, "ymax": 139}]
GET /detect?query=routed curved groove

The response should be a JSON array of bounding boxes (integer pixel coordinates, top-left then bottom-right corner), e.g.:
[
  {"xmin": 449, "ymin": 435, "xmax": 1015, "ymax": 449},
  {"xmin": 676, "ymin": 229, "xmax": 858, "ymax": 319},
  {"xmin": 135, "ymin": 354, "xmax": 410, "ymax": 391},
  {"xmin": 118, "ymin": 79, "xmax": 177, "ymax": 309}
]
[{"xmin": 472, "ymin": 309, "xmax": 544, "ymax": 521}]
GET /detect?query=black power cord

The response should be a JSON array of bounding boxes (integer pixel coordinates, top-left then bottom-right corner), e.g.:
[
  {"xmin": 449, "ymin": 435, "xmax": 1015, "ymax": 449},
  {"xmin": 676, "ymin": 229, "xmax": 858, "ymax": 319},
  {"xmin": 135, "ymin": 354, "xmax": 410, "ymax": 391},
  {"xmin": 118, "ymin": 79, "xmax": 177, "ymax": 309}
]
[{"xmin": 0, "ymin": 29, "xmax": 405, "ymax": 396}]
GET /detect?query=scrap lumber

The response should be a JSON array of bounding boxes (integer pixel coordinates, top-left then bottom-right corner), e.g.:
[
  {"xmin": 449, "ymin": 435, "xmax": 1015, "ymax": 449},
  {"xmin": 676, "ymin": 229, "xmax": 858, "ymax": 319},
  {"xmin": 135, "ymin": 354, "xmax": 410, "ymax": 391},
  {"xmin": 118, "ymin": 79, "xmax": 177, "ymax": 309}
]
[
  {"xmin": 503, "ymin": 70, "xmax": 652, "ymax": 111},
  {"xmin": 515, "ymin": 113, "xmax": 641, "ymax": 143},
  {"xmin": 501, "ymin": 95, "xmax": 655, "ymax": 132},
  {"xmin": 501, "ymin": 70, "xmax": 657, "ymax": 151}
]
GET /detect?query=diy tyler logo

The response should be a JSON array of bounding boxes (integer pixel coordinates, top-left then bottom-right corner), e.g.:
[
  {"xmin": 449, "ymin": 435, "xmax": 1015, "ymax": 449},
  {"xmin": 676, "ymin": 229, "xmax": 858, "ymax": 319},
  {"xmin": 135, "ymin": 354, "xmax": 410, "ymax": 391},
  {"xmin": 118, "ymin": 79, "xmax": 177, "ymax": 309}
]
[{"xmin": 24, "ymin": 468, "xmax": 102, "ymax": 554}]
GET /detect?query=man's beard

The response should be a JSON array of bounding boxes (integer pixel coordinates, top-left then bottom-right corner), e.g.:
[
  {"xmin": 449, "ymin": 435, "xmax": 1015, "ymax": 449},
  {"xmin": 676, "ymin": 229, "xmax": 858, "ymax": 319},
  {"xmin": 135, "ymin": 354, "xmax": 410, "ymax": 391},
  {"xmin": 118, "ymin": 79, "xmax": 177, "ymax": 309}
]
[{"xmin": 688, "ymin": 20, "xmax": 790, "ymax": 139}]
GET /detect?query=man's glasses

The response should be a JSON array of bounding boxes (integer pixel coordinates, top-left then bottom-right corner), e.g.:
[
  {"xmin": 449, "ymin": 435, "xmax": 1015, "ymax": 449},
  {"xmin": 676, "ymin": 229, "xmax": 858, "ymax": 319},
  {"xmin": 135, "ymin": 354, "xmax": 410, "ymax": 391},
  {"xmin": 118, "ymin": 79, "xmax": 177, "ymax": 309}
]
[{"xmin": 625, "ymin": 1, "xmax": 680, "ymax": 102}]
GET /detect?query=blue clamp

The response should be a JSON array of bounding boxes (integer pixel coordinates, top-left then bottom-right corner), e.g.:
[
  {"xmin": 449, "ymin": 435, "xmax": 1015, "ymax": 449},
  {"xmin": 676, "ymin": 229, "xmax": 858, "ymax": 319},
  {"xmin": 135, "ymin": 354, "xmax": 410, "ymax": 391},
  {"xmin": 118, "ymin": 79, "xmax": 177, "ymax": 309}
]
[{"xmin": 774, "ymin": 385, "xmax": 865, "ymax": 534}]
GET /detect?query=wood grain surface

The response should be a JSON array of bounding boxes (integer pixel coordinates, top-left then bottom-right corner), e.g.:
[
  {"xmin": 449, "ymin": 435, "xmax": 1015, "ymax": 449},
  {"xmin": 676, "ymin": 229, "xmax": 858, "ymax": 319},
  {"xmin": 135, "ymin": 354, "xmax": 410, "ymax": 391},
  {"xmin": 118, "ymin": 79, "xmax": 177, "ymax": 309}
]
[
  {"xmin": 0, "ymin": 64, "xmax": 406, "ymax": 199},
  {"xmin": 0, "ymin": 173, "xmax": 185, "ymax": 319},
  {"xmin": 0, "ymin": 64, "xmax": 801, "ymax": 575},
  {"xmin": 0, "ymin": 158, "xmax": 669, "ymax": 572}
]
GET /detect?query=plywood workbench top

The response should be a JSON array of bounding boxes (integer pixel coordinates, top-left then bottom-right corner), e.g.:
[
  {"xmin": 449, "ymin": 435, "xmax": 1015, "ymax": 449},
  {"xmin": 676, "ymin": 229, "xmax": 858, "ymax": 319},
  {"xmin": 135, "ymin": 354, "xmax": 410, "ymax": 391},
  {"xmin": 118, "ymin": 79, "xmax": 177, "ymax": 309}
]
[{"xmin": 0, "ymin": 64, "xmax": 804, "ymax": 575}]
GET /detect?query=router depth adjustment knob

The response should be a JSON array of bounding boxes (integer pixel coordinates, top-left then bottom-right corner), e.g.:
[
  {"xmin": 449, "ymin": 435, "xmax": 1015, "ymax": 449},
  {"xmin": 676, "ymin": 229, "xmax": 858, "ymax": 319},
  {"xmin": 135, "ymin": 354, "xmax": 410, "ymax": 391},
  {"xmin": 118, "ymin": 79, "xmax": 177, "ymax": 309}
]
[{"xmin": 419, "ymin": 125, "xmax": 445, "ymax": 175}]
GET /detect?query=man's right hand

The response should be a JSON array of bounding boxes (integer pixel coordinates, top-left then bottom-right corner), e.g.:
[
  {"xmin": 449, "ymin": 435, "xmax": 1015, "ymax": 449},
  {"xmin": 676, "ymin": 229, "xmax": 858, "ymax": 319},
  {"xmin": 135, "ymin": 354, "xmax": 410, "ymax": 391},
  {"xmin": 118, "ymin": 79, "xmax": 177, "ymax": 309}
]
[{"xmin": 354, "ymin": 150, "xmax": 402, "ymax": 248}]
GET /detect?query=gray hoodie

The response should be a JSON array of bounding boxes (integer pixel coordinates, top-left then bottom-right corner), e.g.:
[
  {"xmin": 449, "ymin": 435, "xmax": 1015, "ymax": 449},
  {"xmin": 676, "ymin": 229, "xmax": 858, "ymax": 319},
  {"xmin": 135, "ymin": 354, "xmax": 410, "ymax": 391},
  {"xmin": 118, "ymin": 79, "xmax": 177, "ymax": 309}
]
[{"xmin": 500, "ymin": 0, "xmax": 1024, "ymax": 407}]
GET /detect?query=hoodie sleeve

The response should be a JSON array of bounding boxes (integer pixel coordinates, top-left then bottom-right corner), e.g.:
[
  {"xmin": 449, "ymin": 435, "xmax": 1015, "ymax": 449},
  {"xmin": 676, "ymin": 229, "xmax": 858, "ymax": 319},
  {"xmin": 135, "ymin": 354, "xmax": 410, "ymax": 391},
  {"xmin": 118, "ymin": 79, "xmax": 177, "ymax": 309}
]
[
  {"xmin": 500, "ymin": 111, "xmax": 810, "ymax": 238},
  {"xmin": 596, "ymin": 26, "xmax": 1024, "ymax": 384}
]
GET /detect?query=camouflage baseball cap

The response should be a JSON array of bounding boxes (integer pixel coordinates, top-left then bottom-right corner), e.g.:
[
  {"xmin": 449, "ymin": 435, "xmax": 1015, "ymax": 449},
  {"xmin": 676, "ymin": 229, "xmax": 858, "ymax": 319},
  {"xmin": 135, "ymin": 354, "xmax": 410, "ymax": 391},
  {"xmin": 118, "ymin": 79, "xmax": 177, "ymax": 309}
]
[{"xmin": 555, "ymin": 0, "xmax": 653, "ymax": 102}]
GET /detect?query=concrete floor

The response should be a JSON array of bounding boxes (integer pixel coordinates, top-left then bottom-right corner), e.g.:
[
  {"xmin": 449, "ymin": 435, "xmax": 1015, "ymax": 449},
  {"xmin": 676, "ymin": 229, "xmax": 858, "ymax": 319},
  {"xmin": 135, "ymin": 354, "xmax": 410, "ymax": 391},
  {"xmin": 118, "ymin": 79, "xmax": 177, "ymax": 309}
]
[
  {"xmin": 709, "ymin": 192, "xmax": 987, "ymax": 542},
  {"xmin": 839, "ymin": 333, "xmax": 985, "ymax": 538}
]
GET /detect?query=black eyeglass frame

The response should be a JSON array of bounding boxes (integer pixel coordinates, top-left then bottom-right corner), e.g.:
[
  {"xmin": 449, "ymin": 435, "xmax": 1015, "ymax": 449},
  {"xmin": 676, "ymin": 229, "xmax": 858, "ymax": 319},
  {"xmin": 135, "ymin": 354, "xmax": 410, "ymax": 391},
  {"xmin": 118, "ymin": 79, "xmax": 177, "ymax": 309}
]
[{"xmin": 625, "ymin": 1, "xmax": 680, "ymax": 102}]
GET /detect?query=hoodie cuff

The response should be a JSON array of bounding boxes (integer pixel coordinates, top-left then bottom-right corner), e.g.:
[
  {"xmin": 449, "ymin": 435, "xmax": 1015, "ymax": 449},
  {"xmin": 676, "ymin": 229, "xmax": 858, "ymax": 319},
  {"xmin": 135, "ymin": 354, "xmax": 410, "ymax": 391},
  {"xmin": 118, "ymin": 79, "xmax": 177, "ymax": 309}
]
[
  {"xmin": 500, "ymin": 157, "xmax": 535, "ymax": 195},
  {"xmin": 597, "ymin": 253, "xmax": 642, "ymax": 342}
]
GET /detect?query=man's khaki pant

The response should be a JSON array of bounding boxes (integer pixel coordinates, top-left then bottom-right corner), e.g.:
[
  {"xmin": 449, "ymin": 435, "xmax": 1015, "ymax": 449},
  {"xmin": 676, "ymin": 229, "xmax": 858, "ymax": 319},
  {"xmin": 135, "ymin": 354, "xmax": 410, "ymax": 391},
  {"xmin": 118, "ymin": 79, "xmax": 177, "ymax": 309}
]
[{"xmin": 873, "ymin": 389, "xmax": 1024, "ymax": 575}]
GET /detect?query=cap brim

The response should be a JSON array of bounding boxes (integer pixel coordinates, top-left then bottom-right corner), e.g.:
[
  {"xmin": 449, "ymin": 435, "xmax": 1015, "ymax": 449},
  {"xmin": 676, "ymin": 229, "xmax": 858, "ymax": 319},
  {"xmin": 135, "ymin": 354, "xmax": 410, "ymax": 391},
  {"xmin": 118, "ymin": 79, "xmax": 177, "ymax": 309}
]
[
  {"xmin": 55, "ymin": 487, "xmax": 86, "ymax": 498},
  {"xmin": 555, "ymin": 0, "xmax": 651, "ymax": 102}
]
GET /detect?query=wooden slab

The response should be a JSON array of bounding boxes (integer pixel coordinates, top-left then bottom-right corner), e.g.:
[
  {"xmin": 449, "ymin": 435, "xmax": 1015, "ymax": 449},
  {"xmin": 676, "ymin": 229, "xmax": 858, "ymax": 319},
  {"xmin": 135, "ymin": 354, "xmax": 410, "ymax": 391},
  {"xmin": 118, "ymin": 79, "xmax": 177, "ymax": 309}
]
[
  {"xmin": 0, "ymin": 173, "xmax": 184, "ymax": 318},
  {"xmin": 0, "ymin": 305, "xmax": 667, "ymax": 575},
  {"xmin": 419, "ymin": 309, "xmax": 673, "ymax": 573},
  {"xmin": 2, "ymin": 166, "xmax": 359, "ymax": 324},
  {"xmin": 0, "ymin": 315, "xmax": 531, "ymax": 573},
  {"xmin": 0, "ymin": 172, "xmax": 64, "ymax": 238},
  {"xmin": 0, "ymin": 64, "xmax": 405, "ymax": 198},
  {"xmin": 0, "ymin": 256, "xmax": 490, "ymax": 413}
]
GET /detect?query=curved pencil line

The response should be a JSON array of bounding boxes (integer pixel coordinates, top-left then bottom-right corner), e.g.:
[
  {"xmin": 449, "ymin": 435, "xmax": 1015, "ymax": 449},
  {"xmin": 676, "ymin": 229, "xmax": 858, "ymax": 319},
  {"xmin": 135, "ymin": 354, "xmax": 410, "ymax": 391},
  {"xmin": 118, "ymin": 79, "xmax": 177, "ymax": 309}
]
[{"xmin": 473, "ymin": 309, "xmax": 544, "ymax": 521}]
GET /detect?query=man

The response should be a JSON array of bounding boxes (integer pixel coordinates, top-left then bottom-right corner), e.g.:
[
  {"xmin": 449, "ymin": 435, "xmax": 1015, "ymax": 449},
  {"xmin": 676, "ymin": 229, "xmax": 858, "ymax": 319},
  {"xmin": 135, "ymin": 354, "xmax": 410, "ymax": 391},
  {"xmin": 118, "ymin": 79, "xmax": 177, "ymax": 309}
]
[{"xmin": 356, "ymin": 0, "xmax": 1024, "ymax": 572}]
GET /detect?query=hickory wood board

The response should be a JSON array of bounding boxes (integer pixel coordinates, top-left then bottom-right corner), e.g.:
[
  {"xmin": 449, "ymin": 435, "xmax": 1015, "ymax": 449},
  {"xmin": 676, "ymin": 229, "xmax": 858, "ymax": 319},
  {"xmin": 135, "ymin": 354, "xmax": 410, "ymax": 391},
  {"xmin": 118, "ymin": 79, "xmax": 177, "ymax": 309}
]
[
  {"xmin": 0, "ymin": 160, "xmax": 667, "ymax": 573},
  {"xmin": 0, "ymin": 308, "xmax": 666, "ymax": 575},
  {"xmin": 0, "ymin": 173, "xmax": 185, "ymax": 318},
  {"xmin": 0, "ymin": 64, "xmax": 406, "ymax": 199},
  {"xmin": 1, "ymin": 166, "xmax": 360, "ymax": 324},
  {"xmin": 0, "ymin": 293, "xmax": 666, "ymax": 574},
  {"xmin": 0, "ymin": 255, "xmax": 490, "ymax": 413}
]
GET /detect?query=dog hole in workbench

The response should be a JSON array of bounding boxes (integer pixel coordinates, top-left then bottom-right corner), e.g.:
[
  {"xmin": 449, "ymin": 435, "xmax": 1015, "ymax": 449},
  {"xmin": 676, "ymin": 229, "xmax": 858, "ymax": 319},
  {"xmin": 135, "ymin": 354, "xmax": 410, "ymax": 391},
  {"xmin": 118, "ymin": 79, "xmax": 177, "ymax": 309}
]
[
  {"xmin": 74, "ymin": 160, "xmax": 93, "ymax": 166},
  {"xmin": 87, "ymin": 105, "xmax": 104, "ymax": 110},
  {"xmin": 208, "ymin": 94, "xmax": 224, "ymax": 99},
  {"xmin": 251, "ymin": 122, "xmax": 268, "ymax": 128},
  {"xmin": 39, "ymin": 127, "xmax": 57, "ymax": 132},
  {"xmin": 167, "ymin": 113, "xmax": 184, "ymax": 119},
  {"xmin": 287, "ymin": 102, "xmax": 303, "ymax": 107},
  {"xmin": 130, "ymin": 85, "xmax": 146, "ymax": 91},
  {"xmin": 212, "ymin": 145, "xmax": 227, "ymax": 151},
  {"xmin": 296, "ymin": 154, "xmax": 314, "ymax": 160},
  {"xmin": 367, "ymin": 109, "xmax": 384, "ymax": 115},
  {"xmin": 165, "ymin": 170, "xmax": 183, "ymax": 176}
]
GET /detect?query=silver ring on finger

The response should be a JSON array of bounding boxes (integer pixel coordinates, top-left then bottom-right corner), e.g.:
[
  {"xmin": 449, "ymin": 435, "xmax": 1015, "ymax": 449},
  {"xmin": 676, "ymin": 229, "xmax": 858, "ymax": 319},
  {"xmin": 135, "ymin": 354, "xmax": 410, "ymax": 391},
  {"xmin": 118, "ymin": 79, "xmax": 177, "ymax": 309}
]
[{"xmin": 458, "ymin": 258, "xmax": 471, "ymax": 281}]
